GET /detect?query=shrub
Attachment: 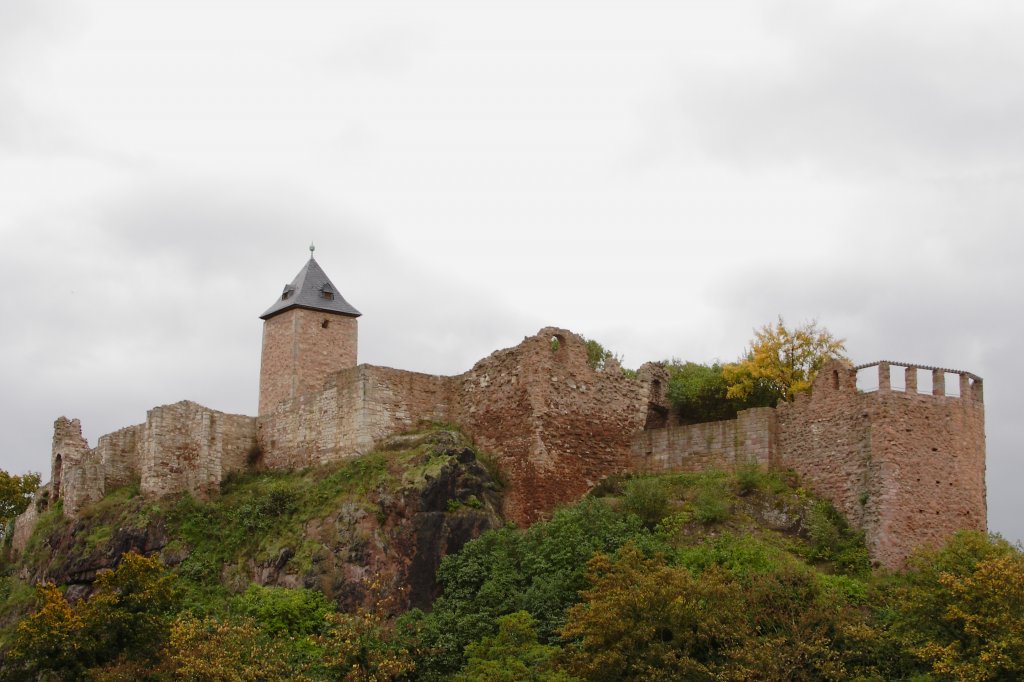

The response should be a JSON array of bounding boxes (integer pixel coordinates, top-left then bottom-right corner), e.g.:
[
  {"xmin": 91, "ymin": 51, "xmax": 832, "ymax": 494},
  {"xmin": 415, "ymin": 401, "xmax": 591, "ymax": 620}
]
[{"xmin": 620, "ymin": 477, "xmax": 670, "ymax": 528}]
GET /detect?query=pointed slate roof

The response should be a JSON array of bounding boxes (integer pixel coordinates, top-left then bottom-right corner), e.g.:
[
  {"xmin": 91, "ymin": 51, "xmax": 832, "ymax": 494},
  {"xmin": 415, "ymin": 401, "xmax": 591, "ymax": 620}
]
[{"xmin": 260, "ymin": 256, "xmax": 361, "ymax": 320}]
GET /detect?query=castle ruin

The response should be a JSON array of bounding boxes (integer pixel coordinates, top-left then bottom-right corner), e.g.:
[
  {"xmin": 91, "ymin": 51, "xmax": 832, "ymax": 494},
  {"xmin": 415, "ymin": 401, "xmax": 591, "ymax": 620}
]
[{"xmin": 12, "ymin": 252, "xmax": 987, "ymax": 569}]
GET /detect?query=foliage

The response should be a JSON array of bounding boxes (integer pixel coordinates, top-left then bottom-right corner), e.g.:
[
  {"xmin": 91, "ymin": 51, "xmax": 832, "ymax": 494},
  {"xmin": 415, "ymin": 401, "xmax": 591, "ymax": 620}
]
[
  {"xmin": 167, "ymin": 615, "xmax": 301, "ymax": 681},
  {"xmin": 692, "ymin": 474, "xmax": 730, "ymax": 524},
  {"xmin": 723, "ymin": 317, "xmax": 847, "ymax": 405},
  {"xmin": 232, "ymin": 584, "xmax": 333, "ymax": 636},
  {"xmin": 2, "ymin": 552, "xmax": 176, "ymax": 681},
  {"xmin": 803, "ymin": 500, "xmax": 871, "ymax": 575},
  {"xmin": 582, "ymin": 337, "xmax": 622, "ymax": 372},
  {"xmin": 561, "ymin": 544, "xmax": 749, "ymax": 680},
  {"xmin": 0, "ymin": 470, "xmax": 41, "ymax": 542},
  {"xmin": 2, "ymin": 583, "xmax": 87, "ymax": 681},
  {"xmin": 883, "ymin": 532, "xmax": 1024, "ymax": 681},
  {"xmin": 415, "ymin": 499, "xmax": 647, "ymax": 679},
  {"xmin": 619, "ymin": 477, "xmax": 670, "ymax": 529},
  {"xmin": 456, "ymin": 611, "xmax": 575, "ymax": 682},
  {"xmin": 665, "ymin": 361, "xmax": 737, "ymax": 423},
  {"xmin": 317, "ymin": 579, "xmax": 416, "ymax": 681}
]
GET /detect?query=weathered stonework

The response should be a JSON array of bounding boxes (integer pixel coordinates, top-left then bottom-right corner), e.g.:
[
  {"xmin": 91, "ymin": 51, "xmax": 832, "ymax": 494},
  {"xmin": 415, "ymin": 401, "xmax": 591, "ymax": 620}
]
[
  {"xmin": 257, "ymin": 328, "xmax": 667, "ymax": 524},
  {"xmin": 259, "ymin": 308, "xmax": 358, "ymax": 415},
  {"xmin": 13, "ymin": 256, "xmax": 986, "ymax": 570},
  {"xmin": 629, "ymin": 360, "xmax": 986, "ymax": 568}
]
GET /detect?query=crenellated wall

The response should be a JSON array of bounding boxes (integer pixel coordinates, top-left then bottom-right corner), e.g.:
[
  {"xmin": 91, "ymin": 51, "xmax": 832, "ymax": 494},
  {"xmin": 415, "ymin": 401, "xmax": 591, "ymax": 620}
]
[
  {"xmin": 630, "ymin": 360, "xmax": 986, "ymax": 568},
  {"xmin": 775, "ymin": 361, "xmax": 985, "ymax": 568}
]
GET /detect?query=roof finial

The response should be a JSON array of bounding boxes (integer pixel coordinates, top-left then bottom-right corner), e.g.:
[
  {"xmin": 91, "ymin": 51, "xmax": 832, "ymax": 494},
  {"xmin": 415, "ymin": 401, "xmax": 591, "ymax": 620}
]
[{"xmin": 309, "ymin": 242, "xmax": 316, "ymax": 257}]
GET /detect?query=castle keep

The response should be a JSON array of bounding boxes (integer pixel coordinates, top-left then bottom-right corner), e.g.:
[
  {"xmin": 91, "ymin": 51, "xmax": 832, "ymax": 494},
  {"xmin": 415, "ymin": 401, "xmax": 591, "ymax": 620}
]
[{"xmin": 12, "ymin": 254, "xmax": 987, "ymax": 569}]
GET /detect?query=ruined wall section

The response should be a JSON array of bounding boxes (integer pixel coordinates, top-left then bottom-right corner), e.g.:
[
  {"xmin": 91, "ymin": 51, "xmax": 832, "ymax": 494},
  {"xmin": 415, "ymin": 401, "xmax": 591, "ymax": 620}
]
[
  {"xmin": 630, "ymin": 407, "xmax": 776, "ymax": 474},
  {"xmin": 259, "ymin": 308, "xmax": 358, "ymax": 415},
  {"xmin": 44, "ymin": 403, "xmax": 256, "ymax": 519},
  {"xmin": 9, "ymin": 484, "xmax": 49, "ymax": 556},
  {"xmin": 51, "ymin": 417, "xmax": 103, "ymax": 518},
  {"xmin": 95, "ymin": 425, "xmax": 144, "ymax": 490},
  {"xmin": 257, "ymin": 328, "xmax": 665, "ymax": 526},
  {"xmin": 139, "ymin": 401, "xmax": 257, "ymax": 499},
  {"xmin": 258, "ymin": 366, "xmax": 453, "ymax": 469},
  {"xmin": 451, "ymin": 328, "xmax": 664, "ymax": 525}
]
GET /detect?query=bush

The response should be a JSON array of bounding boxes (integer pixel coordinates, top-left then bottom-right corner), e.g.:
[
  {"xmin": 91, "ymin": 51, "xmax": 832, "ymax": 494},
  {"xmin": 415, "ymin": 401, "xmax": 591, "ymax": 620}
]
[
  {"xmin": 620, "ymin": 477, "xmax": 670, "ymax": 528},
  {"xmin": 693, "ymin": 477, "xmax": 730, "ymax": 524}
]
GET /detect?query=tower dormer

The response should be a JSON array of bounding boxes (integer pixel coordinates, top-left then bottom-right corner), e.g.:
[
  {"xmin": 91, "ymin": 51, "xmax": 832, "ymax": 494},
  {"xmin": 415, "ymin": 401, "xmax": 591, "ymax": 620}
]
[{"xmin": 258, "ymin": 247, "xmax": 361, "ymax": 415}]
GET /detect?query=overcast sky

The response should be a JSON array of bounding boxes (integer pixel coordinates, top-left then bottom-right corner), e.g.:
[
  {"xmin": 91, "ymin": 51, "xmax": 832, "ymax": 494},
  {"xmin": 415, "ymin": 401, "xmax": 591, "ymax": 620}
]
[{"xmin": 1, "ymin": 0, "xmax": 1021, "ymax": 543}]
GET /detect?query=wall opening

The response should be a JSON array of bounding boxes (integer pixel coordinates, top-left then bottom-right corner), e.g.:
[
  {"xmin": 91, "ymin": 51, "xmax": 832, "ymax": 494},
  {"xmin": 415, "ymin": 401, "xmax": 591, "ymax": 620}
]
[
  {"xmin": 52, "ymin": 454, "xmax": 62, "ymax": 501},
  {"xmin": 832, "ymin": 370, "xmax": 839, "ymax": 389},
  {"xmin": 944, "ymin": 372, "xmax": 961, "ymax": 397},
  {"xmin": 856, "ymin": 368, "xmax": 878, "ymax": 392},
  {"xmin": 918, "ymin": 370, "xmax": 933, "ymax": 395},
  {"xmin": 550, "ymin": 334, "xmax": 565, "ymax": 353},
  {"xmin": 321, "ymin": 319, "xmax": 330, "ymax": 329}
]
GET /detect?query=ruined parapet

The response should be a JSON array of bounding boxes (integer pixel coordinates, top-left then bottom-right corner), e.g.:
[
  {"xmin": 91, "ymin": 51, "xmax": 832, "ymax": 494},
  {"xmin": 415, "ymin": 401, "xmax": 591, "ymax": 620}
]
[
  {"xmin": 140, "ymin": 401, "xmax": 257, "ymax": 500},
  {"xmin": 451, "ymin": 327, "xmax": 654, "ymax": 524},
  {"xmin": 44, "ymin": 403, "xmax": 256, "ymax": 519},
  {"xmin": 776, "ymin": 359, "xmax": 986, "ymax": 568},
  {"xmin": 9, "ymin": 483, "xmax": 49, "ymax": 556},
  {"xmin": 51, "ymin": 417, "xmax": 104, "ymax": 517}
]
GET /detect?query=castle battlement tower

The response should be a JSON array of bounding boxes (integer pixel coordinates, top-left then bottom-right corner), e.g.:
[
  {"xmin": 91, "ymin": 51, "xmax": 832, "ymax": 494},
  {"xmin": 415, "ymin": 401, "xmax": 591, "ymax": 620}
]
[{"xmin": 258, "ymin": 246, "xmax": 361, "ymax": 415}]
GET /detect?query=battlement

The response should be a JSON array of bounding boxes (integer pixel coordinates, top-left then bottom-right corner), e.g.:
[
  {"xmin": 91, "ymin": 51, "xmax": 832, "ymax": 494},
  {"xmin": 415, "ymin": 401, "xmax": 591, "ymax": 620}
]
[{"xmin": 853, "ymin": 360, "xmax": 983, "ymax": 403}]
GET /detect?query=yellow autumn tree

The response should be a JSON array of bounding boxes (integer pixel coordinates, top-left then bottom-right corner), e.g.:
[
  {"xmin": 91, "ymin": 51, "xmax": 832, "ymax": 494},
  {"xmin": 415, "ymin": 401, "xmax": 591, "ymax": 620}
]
[{"xmin": 723, "ymin": 317, "xmax": 847, "ymax": 405}]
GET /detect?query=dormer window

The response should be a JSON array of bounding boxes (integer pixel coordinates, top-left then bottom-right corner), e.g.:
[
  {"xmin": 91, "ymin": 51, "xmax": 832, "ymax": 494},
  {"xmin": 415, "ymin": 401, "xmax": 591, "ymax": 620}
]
[
  {"xmin": 320, "ymin": 283, "xmax": 335, "ymax": 301},
  {"xmin": 282, "ymin": 285, "xmax": 295, "ymax": 301}
]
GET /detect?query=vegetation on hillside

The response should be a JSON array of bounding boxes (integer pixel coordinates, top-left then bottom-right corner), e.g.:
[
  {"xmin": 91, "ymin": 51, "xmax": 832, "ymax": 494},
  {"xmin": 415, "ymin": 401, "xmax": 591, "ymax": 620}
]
[{"xmin": 2, "ymin": 454, "xmax": 1019, "ymax": 681}]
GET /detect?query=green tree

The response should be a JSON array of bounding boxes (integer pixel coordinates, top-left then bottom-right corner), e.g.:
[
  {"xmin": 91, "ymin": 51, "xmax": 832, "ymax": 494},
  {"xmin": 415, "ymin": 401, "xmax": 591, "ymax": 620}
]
[
  {"xmin": 664, "ymin": 361, "xmax": 736, "ymax": 423},
  {"xmin": 723, "ymin": 317, "xmax": 846, "ymax": 405},
  {"xmin": 81, "ymin": 551, "xmax": 178, "ymax": 664},
  {"xmin": 415, "ymin": 499, "xmax": 648, "ymax": 679},
  {"xmin": 561, "ymin": 544, "xmax": 748, "ymax": 681},
  {"xmin": 457, "ymin": 611, "xmax": 575, "ymax": 682},
  {"xmin": 2, "ymin": 583, "xmax": 87, "ymax": 681},
  {"xmin": 884, "ymin": 532, "xmax": 1024, "ymax": 681},
  {"xmin": 168, "ymin": 615, "xmax": 302, "ymax": 681},
  {"xmin": 0, "ymin": 469, "xmax": 41, "ymax": 541}
]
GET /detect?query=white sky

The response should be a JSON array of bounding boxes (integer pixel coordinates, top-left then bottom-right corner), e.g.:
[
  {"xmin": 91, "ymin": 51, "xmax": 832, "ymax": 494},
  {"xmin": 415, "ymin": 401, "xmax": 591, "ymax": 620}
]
[{"xmin": 1, "ymin": 0, "xmax": 1021, "ymax": 542}]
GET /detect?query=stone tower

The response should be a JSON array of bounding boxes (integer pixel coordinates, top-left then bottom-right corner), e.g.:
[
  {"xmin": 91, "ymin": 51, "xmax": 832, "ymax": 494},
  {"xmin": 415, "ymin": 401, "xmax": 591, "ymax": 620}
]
[{"xmin": 258, "ymin": 248, "xmax": 361, "ymax": 415}]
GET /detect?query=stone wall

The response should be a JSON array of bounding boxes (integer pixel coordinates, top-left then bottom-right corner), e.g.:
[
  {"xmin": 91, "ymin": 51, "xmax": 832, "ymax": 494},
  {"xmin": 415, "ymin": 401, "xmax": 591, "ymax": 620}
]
[
  {"xmin": 139, "ymin": 401, "xmax": 258, "ymax": 499},
  {"xmin": 42, "ymin": 403, "xmax": 256, "ymax": 523},
  {"xmin": 258, "ymin": 365, "xmax": 452, "ymax": 469},
  {"xmin": 775, "ymin": 361, "xmax": 986, "ymax": 568},
  {"xmin": 630, "ymin": 407, "xmax": 776, "ymax": 474},
  {"xmin": 51, "ymin": 417, "xmax": 101, "ymax": 517},
  {"xmin": 451, "ymin": 328, "xmax": 666, "ymax": 524},
  {"xmin": 9, "ymin": 484, "xmax": 48, "ymax": 556},
  {"xmin": 631, "ymin": 360, "xmax": 986, "ymax": 568},
  {"xmin": 259, "ymin": 308, "xmax": 358, "ymax": 415},
  {"xmin": 258, "ymin": 328, "xmax": 668, "ymax": 525}
]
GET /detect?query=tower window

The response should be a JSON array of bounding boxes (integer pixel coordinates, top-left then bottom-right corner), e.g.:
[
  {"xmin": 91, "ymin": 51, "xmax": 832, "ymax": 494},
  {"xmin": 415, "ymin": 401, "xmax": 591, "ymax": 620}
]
[{"xmin": 321, "ymin": 319, "xmax": 329, "ymax": 329}]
